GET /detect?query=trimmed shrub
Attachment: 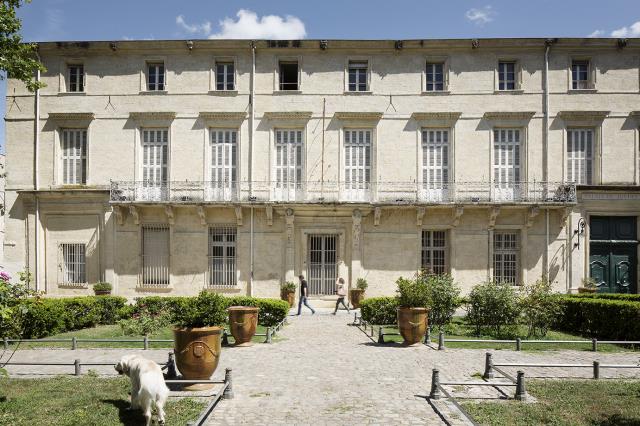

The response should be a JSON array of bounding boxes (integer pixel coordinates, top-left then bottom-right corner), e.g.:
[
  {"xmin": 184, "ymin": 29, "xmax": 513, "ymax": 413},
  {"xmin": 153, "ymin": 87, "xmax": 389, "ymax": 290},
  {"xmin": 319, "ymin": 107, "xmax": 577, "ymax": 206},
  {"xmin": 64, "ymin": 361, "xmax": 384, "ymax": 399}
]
[
  {"xmin": 92, "ymin": 296, "xmax": 128, "ymax": 324},
  {"xmin": 555, "ymin": 296, "xmax": 640, "ymax": 340},
  {"xmin": 425, "ymin": 274, "xmax": 461, "ymax": 331},
  {"xmin": 174, "ymin": 292, "xmax": 228, "ymax": 328},
  {"xmin": 566, "ymin": 293, "xmax": 640, "ymax": 303},
  {"xmin": 59, "ymin": 298, "xmax": 102, "ymax": 330},
  {"xmin": 360, "ymin": 297, "xmax": 399, "ymax": 325},
  {"xmin": 396, "ymin": 276, "xmax": 429, "ymax": 308},
  {"xmin": 224, "ymin": 296, "xmax": 289, "ymax": 327},
  {"xmin": 466, "ymin": 281, "xmax": 520, "ymax": 338},
  {"xmin": 132, "ymin": 297, "xmax": 188, "ymax": 323},
  {"xmin": 16, "ymin": 299, "xmax": 67, "ymax": 338}
]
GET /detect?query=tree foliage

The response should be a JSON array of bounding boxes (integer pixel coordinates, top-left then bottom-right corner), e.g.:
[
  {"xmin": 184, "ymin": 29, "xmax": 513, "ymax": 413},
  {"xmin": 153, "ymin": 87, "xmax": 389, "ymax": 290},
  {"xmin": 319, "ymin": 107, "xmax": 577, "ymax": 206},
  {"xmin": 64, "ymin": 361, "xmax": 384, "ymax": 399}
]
[{"xmin": 0, "ymin": 0, "xmax": 45, "ymax": 91}]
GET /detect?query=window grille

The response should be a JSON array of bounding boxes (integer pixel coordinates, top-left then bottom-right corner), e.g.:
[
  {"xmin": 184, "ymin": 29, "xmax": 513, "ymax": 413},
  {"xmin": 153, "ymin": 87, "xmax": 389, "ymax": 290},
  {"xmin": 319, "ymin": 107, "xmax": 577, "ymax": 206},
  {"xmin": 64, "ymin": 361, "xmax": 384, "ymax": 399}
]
[
  {"xmin": 279, "ymin": 61, "xmax": 299, "ymax": 90},
  {"xmin": 344, "ymin": 129, "xmax": 371, "ymax": 200},
  {"xmin": 208, "ymin": 226, "xmax": 237, "ymax": 287},
  {"xmin": 421, "ymin": 231, "xmax": 447, "ymax": 275},
  {"xmin": 567, "ymin": 129, "xmax": 593, "ymax": 185},
  {"xmin": 426, "ymin": 62, "xmax": 444, "ymax": 91},
  {"xmin": 147, "ymin": 63, "xmax": 165, "ymax": 91},
  {"xmin": 141, "ymin": 224, "xmax": 170, "ymax": 287},
  {"xmin": 308, "ymin": 234, "xmax": 337, "ymax": 295},
  {"xmin": 274, "ymin": 129, "xmax": 303, "ymax": 201},
  {"xmin": 493, "ymin": 231, "xmax": 519, "ymax": 285},
  {"xmin": 422, "ymin": 129, "xmax": 449, "ymax": 199},
  {"xmin": 498, "ymin": 62, "xmax": 516, "ymax": 90},
  {"xmin": 60, "ymin": 243, "xmax": 86, "ymax": 285},
  {"xmin": 61, "ymin": 129, "xmax": 87, "ymax": 185},
  {"xmin": 209, "ymin": 129, "xmax": 237, "ymax": 200},
  {"xmin": 571, "ymin": 60, "xmax": 590, "ymax": 90},
  {"xmin": 348, "ymin": 60, "xmax": 368, "ymax": 92},
  {"xmin": 67, "ymin": 64, "xmax": 84, "ymax": 92},
  {"xmin": 216, "ymin": 62, "xmax": 235, "ymax": 90}
]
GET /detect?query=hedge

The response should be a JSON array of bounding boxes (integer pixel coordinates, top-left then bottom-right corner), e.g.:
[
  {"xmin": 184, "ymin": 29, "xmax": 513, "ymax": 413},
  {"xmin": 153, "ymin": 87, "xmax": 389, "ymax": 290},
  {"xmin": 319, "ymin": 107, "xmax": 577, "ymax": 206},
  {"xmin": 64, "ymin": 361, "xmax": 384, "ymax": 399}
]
[
  {"xmin": 555, "ymin": 296, "xmax": 640, "ymax": 340},
  {"xmin": 360, "ymin": 297, "xmax": 399, "ymax": 325},
  {"xmin": 567, "ymin": 293, "xmax": 640, "ymax": 303}
]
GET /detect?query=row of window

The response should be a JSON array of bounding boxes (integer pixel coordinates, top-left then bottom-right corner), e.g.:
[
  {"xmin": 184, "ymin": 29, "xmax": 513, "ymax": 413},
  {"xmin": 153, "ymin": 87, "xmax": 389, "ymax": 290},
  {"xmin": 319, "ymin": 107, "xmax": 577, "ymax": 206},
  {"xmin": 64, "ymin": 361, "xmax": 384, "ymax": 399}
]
[
  {"xmin": 62, "ymin": 58, "xmax": 598, "ymax": 93},
  {"xmin": 60, "ymin": 127, "xmax": 596, "ymax": 188}
]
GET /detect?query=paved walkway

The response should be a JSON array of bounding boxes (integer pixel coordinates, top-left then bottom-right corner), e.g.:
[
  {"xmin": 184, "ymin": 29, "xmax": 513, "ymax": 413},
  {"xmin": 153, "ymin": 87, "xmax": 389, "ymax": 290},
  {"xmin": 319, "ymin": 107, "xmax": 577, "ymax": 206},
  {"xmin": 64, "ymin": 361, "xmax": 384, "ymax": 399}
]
[{"xmin": 2, "ymin": 310, "xmax": 640, "ymax": 425}]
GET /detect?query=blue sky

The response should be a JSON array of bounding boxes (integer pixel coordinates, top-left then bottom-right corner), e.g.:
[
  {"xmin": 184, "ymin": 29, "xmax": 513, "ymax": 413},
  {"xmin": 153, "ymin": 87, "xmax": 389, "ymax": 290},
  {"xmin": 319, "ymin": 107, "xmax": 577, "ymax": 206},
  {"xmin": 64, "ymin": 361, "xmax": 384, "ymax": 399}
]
[{"xmin": 1, "ymin": 0, "xmax": 639, "ymax": 152}]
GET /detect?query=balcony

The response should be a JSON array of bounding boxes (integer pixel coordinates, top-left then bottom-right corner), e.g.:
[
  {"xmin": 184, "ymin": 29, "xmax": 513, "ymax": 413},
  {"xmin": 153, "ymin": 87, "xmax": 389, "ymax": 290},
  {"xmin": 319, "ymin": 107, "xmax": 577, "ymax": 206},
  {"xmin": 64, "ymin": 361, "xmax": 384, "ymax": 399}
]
[{"xmin": 110, "ymin": 181, "xmax": 576, "ymax": 205}]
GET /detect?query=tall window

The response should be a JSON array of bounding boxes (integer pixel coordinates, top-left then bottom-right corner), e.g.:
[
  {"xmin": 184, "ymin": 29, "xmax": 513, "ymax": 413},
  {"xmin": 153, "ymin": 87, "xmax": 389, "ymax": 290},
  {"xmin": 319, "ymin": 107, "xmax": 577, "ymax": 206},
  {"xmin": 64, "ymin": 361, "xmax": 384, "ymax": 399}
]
[
  {"xmin": 279, "ymin": 60, "xmax": 299, "ymax": 90},
  {"xmin": 67, "ymin": 64, "xmax": 84, "ymax": 92},
  {"xmin": 209, "ymin": 129, "xmax": 237, "ymax": 200},
  {"xmin": 493, "ymin": 231, "xmax": 519, "ymax": 285},
  {"xmin": 344, "ymin": 129, "xmax": 372, "ymax": 198},
  {"xmin": 571, "ymin": 60, "xmax": 590, "ymax": 90},
  {"xmin": 422, "ymin": 129, "xmax": 449, "ymax": 199},
  {"xmin": 142, "ymin": 129, "xmax": 168, "ymax": 184},
  {"xmin": 348, "ymin": 60, "xmax": 368, "ymax": 92},
  {"xmin": 567, "ymin": 129, "xmax": 594, "ymax": 185},
  {"xmin": 208, "ymin": 226, "xmax": 237, "ymax": 287},
  {"xmin": 421, "ymin": 230, "xmax": 447, "ymax": 275},
  {"xmin": 142, "ymin": 224, "xmax": 170, "ymax": 286},
  {"xmin": 60, "ymin": 243, "xmax": 86, "ymax": 285},
  {"xmin": 425, "ymin": 62, "xmax": 444, "ymax": 91},
  {"xmin": 215, "ymin": 61, "xmax": 234, "ymax": 91},
  {"xmin": 493, "ymin": 129, "xmax": 521, "ymax": 200},
  {"xmin": 498, "ymin": 61, "xmax": 516, "ymax": 90},
  {"xmin": 147, "ymin": 62, "xmax": 165, "ymax": 91},
  {"xmin": 61, "ymin": 129, "xmax": 87, "ymax": 185},
  {"xmin": 274, "ymin": 129, "xmax": 303, "ymax": 200}
]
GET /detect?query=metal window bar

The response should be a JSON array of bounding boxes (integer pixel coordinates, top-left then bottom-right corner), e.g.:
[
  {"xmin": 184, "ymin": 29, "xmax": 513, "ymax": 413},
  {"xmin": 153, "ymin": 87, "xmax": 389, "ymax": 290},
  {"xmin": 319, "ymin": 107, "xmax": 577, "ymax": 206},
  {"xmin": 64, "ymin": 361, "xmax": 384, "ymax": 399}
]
[
  {"xmin": 215, "ymin": 62, "xmax": 234, "ymax": 91},
  {"xmin": 493, "ymin": 231, "xmax": 519, "ymax": 285},
  {"xmin": 141, "ymin": 224, "xmax": 170, "ymax": 287},
  {"xmin": 208, "ymin": 226, "xmax": 237, "ymax": 288},
  {"xmin": 61, "ymin": 129, "xmax": 87, "ymax": 185},
  {"xmin": 308, "ymin": 234, "xmax": 337, "ymax": 295},
  {"xmin": 60, "ymin": 243, "xmax": 86, "ymax": 285},
  {"xmin": 425, "ymin": 62, "xmax": 444, "ymax": 91}
]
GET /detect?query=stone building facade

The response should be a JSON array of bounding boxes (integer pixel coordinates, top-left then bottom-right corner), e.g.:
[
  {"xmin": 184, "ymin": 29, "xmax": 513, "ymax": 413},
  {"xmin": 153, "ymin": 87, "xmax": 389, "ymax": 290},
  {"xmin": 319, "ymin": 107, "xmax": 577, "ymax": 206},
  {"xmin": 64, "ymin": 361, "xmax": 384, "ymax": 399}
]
[{"xmin": 4, "ymin": 38, "xmax": 640, "ymax": 302}]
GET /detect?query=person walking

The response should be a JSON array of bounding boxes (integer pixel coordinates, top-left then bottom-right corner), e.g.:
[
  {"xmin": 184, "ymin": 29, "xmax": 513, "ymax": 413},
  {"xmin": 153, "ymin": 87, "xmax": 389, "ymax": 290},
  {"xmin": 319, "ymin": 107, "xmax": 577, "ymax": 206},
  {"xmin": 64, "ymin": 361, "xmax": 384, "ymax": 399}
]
[
  {"xmin": 332, "ymin": 278, "xmax": 350, "ymax": 315},
  {"xmin": 297, "ymin": 274, "xmax": 316, "ymax": 315}
]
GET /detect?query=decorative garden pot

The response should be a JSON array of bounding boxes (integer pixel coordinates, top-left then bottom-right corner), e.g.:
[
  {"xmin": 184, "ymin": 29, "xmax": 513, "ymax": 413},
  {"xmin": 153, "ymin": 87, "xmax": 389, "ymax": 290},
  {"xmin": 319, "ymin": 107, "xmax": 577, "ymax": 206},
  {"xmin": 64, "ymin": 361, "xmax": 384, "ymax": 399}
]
[
  {"xmin": 397, "ymin": 307, "xmax": 429, "ymax": 346},
  {"xmin": 350, "ymin": 289, "xmax": 365, "ymax": 309},
  {"xmin": 577, "ymin": 287, "xmax": 597, "ymax": 294},
  {"xmin": 173, "ymin": 326, "xmax": 222, "ymax": 390},
  {"xmin": 281, "ymin": 290, "xmax": 296, "ymax": 308},
  {"xmin": 227, "ymin": 306, "xmax": 259, "ymax": 346}
]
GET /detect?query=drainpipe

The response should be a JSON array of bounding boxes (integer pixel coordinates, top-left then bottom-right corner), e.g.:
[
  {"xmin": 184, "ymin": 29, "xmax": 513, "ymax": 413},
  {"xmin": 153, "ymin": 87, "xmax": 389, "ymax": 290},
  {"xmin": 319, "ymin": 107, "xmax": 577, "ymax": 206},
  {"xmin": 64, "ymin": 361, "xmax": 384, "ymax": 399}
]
[
  {"xmin": 545, "ymin": 209, "xmax": 549, "ymax": 280},
  {"xmin": 542, "ymin": 39, "xmax": 556, "ymax": 283},
  {"xmin": 249, "ymin": 41, "xmax": 255, "ymax": 197},
  {"xmin": 34, "ymin": 62, "xmax": 41, "ymax": 292},
  {"xmin": 250, "ymin": 206, "xmax": 254, "ymax": 297}
]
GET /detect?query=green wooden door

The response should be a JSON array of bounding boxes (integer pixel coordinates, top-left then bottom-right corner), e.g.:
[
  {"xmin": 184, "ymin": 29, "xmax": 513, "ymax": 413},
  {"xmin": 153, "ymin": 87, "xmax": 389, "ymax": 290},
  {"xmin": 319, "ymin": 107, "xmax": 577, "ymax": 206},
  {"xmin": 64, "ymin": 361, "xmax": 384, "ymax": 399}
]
[{"xmin": 589, "ymin": 217, "xmax": 637, "ymax": 294}]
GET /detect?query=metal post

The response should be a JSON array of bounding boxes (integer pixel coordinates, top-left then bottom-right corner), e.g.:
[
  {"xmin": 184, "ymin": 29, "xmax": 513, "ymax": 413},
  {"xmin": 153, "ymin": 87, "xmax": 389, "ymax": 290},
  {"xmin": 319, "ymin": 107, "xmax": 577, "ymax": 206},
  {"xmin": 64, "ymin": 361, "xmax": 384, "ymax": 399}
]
[
  {"xmin": 378, "ymin": 327, "xmax": 385, "ymax": 344},
  {"xmin": 516, "ymin": 337, "xmax": 521, "ymax": 351},
  {"xmin": 222, "ymin": 330, "xmax": 229, "ymax": 347},
  {"xmin": 438, "ymin": 331, "xmax": 445, "ymax": 351},
  {"xmin": 483, "ymin": 352, "xmax": 494, "ymax": 379},
  {"xmin": 223, "ymin": 368, "xmax": 234, "ymax": 399},
  {"xmin": 514, "ymin": 370, "xmax": 527, "ymax": 401},
  {"xmin": 74, "ymin": 359, "xmax": 81, "ymax": 376},
  {"xmin": 265, "ymin": 327, "xmax": 272, "ymax": 344},
  {"xmin": 3, "ymin": 337, "xmax": 8, "ymax": 350},
  {"xmin": 592, "ymin": 338, "xmax": 598, "ymax": 352},
  {"xmin": 72, "ymin": 337, "xmax": 77, "ymax": 350},
  {"xmin": 429, "ymin": 369, "xmax": 442, "ymax": 400},
  {"xmin": 370, "ymin": 324, "xmax": 374, "ymax": 337},
  {"xmin": 593, "ymin": 360, "xmax": 600, "ymax": 379},
  {"xmin": 165, "ymin": 352, "xmax": 177, "ymax": 379},
  {"xmin": 424, "ymin": 327, "xmax": 431, "ymax": 344},
  {"xmin": 353, "ymin": 312, "xmax": 358, "ymax": 325},
  {"xmin": 144, "ymin": 335, "xmax": 149, "ymax": 350}
]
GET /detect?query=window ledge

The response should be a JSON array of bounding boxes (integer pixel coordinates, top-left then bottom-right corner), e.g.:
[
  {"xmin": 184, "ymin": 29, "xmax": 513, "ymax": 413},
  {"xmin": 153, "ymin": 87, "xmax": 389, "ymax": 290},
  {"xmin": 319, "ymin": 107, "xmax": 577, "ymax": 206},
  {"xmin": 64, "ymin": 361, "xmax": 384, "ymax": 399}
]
[
  {"xmin": 58, "ymin": 284, "xmax": 89, "ymax": 289},
  {"xmin": 204, "ymin": 286, "xmax": 242, "ymax": 293},
  {"xmin": 494, "ymin": 89, "xmax": 525, "ymax": 94},
  {"xmin": 135, "ymin": 286, "xmax": 173, "ymax": 293},
  {"xmin": 58, "ymin": 92, "xmax": 87, "ymax": 96},
  {"xmin": 208, "ymin": 90, "xmax": 238, "ymax": 96},
  {"xmin": 139, "ymin": 90, "xmax": 168, "ymax": 95},
  {"xmin": 344, "ymin": 91, "xmax": 373, "ymax": 95},
  {"xmin": 421, "ymin": 90, "xmax": 450, "ymax": 96},
  {"xmin": 273, "ymin": 90, "xmax": 302, "ymax": 95},
  {"xmin": 568, "ymin": 89, "xmax": 598, "ymax": 94}
]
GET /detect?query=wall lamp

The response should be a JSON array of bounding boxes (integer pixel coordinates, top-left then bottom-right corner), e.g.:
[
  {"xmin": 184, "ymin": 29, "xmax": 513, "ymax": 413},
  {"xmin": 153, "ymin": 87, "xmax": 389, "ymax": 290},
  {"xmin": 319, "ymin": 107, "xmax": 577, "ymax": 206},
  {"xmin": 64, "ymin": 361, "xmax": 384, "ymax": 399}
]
[{"xmin": 573, "ymin": 217, "xmax": 586, "ymax": 249}]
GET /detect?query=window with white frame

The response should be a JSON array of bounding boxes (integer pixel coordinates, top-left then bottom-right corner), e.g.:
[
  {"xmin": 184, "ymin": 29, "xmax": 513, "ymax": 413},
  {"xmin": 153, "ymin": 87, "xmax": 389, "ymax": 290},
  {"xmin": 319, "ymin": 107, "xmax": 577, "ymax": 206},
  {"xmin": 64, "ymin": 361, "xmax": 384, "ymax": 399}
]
[
  {"xmin": 498, "ymin": 61, "xmax": 516, "ymax": 90},
  {"xmin": 344, "ymin": 129, "xmax": 372, "ymax": 191},
  {"xmin": 215, "ymin": 61, "xmax": 235, "ymax": 91},
  {"xmin": 60, "ymin": 129, "xmax": 87, "ymax": 185},
  {"xmin": 142, "ymin": 224, "xmax": 170, "ymax": 286},
  {"xmin": 348, "ymin": 60, "xmax": 368, "ymax": 92},
  {"xmin": 279, "ymin": 60, "xmax": 299, "ymax": 90},
  {"xmin": 422, "ymin": 129, "xmax": 449, "ymax": 190},
  {"xmin": 210, "ymin": 129, "xmax": 237, "ymax": 199},
  {"xmin": 274, "ymin": 129, "xmax": 303, "ymax": 196},
  {"xmin": 142, "ymin": 129, "xmax": 168, "ymax": 185},
  {"xmin": 493, "ymin": 129, "xmax": 521, "ymax": 186},
  {"xmin": 421, "ymin": 230, "xmax": 447, "ymax": 275},
  {"xmin": 493, "ymin": 231, "xmax": 519, "ymax": 285},
  {"xmin": 571, "ymin": 60, "xmax": 590, "ymax": 90},
  {"xmin": 425, "ymin": 62, "xmax": 444, "ymax": 91},
  {"xmin": 208, "ymin": 226, "xmax": 237, "ymax": 287},
  {"xmin": 60, "ymin": 243, "xmax": 86, "ymax": 285},
  {"xmin": 566, "ymin": 129, "xmax": 594, "ymax": 185},
  {"xmin": 147, "ymin": 62, "xmax": 165, "ymax": 91},
  {"xmin": 67, "ymin": 64, "xmax": 84, "ymax": 92}
]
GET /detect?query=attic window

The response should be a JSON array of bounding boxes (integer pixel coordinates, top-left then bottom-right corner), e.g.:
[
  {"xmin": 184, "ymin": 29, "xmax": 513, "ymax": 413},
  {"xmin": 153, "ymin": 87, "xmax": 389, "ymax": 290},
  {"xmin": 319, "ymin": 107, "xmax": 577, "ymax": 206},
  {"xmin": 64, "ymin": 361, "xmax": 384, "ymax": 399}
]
[{"xmin": 279, "ymin": 61, "xmax": 299, "ymax": 91}]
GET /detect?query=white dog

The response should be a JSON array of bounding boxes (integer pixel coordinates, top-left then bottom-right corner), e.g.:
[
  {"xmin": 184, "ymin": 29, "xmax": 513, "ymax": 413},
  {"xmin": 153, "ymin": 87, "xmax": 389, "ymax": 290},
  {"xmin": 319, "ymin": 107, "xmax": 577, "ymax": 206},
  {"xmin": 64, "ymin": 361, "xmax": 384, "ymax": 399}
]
[{"xmin": 115, "ymin": 354, "xmax": 169, "ymax": 425}]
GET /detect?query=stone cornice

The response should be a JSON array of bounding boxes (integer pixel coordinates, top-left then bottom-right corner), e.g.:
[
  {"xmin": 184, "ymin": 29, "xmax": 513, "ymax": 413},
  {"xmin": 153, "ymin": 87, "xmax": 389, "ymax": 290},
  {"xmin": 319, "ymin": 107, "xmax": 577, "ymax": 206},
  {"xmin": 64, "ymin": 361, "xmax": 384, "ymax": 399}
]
[
  {"xmin": 557, "ymin": 110, "xmax": 610, "ymax": 121},
  {"xmin": 263, "ymin": 111, "xmax": 313, "ymax": 120},
  {"xmin": 411, "ymin": 112, "xmax": 462, "ymax": 121},
  {"xmin": 333, "ymin": 112, "xmax": 383, "ymax": 121},
  {"xmin": 199, "ymin": 111, "xmax": 247, "ymax": 121},
  {"xmin": 630, "ymin": 111, "xmax": 640, "ymax": 119},
  {"xmin": 483, "ymin": 111, "xmax": 536, "ymax": 121},
  {"xmin": 48, "ymin": 112, "xmax": 94, "ymax": 121},
  {"xmin": 129, "ymin": 112, "xmax": 176, "ymax": 121}
]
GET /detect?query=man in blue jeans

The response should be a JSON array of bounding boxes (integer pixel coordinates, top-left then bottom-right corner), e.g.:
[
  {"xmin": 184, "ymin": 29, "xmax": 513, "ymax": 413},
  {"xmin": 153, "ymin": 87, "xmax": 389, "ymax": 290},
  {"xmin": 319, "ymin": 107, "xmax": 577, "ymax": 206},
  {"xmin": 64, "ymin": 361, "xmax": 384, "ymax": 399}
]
[{"xmin": 297, "ymin": 274, "xmax": 316, "ymax": 315}]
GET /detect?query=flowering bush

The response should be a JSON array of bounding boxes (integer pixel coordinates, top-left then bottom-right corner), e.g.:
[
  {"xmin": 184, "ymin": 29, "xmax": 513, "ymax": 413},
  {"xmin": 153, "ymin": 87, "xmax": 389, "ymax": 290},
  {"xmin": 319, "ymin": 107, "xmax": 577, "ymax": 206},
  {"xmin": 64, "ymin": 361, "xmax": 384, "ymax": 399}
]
[
  {"xmin": 119, "ymin": 305, "xmax": 170, "ymax": 336},
  {"xmin": 0, "ymin": 269, "xmax": 41, "ymax": 337}
]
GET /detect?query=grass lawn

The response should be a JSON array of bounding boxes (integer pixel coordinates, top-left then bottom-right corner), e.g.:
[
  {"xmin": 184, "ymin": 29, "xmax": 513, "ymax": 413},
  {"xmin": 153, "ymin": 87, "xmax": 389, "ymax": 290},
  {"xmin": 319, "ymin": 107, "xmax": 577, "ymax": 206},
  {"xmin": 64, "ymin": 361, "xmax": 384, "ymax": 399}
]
[
  {"xmin": 462, "ymin": 379, "xmax": 640, "ymax": 426},
  {"xmin": 375, "ymin": 318, "xmax": 639, "ymax": 352},
  {"xmin": 14, "ymin": 324, "xmax": 279, "ymax": 350},
  {"xmin": 0, "ymin": 376, "xmax": 206, "ymax": 426}
]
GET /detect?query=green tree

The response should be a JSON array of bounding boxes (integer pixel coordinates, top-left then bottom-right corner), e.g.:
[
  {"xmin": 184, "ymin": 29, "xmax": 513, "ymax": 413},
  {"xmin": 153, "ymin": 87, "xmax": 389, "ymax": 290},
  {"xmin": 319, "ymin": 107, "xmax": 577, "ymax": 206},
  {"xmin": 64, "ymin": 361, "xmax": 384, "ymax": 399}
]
[{"xmin": 0, "ymin": 0, "xmax": 45, "ymax": 91}]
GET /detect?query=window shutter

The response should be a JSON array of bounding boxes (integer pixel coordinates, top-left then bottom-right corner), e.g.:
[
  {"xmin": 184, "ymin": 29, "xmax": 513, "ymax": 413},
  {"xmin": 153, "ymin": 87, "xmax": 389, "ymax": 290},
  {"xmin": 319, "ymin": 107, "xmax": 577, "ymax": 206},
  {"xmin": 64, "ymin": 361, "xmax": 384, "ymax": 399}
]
[
  {"xmin": 516, "ymin": 61, "xmax": 523, "ymax": 90},
  {"xmin": 444, "ymin": 59, "xmax": 450, "ymax": 91},
  {"xmin": 589, "ymin": 59, "xmax": 596, "ymax": 89}
]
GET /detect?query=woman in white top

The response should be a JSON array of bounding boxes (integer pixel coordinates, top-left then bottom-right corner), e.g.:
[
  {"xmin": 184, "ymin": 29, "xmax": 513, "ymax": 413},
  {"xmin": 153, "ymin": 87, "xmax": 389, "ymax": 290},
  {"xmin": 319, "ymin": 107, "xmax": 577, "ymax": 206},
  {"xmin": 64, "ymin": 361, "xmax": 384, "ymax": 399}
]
[{"xmin": 333, "ymin": 277, "xmax": 350, "ymax": 315}]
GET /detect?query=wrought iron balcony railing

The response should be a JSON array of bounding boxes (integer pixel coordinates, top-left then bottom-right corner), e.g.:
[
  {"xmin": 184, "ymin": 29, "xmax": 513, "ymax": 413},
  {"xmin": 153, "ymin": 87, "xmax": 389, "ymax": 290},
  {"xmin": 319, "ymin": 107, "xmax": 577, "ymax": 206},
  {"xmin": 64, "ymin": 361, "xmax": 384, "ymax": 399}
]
[{"xmin": 110, "ymin": 181, "xmax": 576, "ymax": 205}]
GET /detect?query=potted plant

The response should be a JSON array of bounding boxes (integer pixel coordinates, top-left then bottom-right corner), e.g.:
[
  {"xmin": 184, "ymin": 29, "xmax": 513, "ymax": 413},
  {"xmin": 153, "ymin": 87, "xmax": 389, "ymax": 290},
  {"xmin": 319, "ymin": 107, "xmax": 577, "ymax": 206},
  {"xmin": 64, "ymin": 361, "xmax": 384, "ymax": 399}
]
[
  {"xmin": 227, "ymin": 305, "xmax": 259, "ymax": 346},
  {"xmin": 396, "ymin": 275, "xmax": 430, "ymax": 345},
  {"xmin": 350, "ymin": 278, "xmax": 368, "ymax": 309},
  {"xmin": 93, "ymin": 282, "xmax": 112, "ymax": 296},
  {"xmin": 578, "ymin": 277, "xmax": 598, "ymax": 294},
  {"xmin": 173, "ymin": 291, "xmax": 226, "ymax": 390},
  {"xmin": 280, "ymin": 281, "xmax": 297, "ymax": 308}
]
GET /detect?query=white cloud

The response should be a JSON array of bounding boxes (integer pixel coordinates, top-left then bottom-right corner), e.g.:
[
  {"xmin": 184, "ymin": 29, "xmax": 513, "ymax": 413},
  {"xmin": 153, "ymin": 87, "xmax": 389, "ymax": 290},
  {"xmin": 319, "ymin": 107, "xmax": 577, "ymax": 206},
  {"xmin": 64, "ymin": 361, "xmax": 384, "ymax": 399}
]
[
  {"xmin": 208, "ymin": 9, "xmax": 306, "ymax": 39},
  {"xmin": 176, "ymin": 15, "xmax": 212, "ymax": 37},
  {"xmin": 465, "ymin": 6, "xmax": 495, "ymax": 26},
  {"xmin": 588, "ymin": 30, "xmax": 605, "ymax": 38},
  {"xmin": 611, "ymin": 21, "xmax": 640, "ymax": 37}
]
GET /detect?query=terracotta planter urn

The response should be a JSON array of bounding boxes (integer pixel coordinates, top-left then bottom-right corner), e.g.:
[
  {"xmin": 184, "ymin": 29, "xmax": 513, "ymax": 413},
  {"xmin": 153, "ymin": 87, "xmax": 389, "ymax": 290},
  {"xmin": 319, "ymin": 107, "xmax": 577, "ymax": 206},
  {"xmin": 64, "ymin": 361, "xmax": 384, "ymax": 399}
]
[
  {"xmin": 173, "ymin": 326, "xmax": 222, "ymax": 390},
  {"xmin": 350, "ymin": 289, "xmax": 365, "ymax": 309},
  {"xmin": 227, "ymin": 306, "xmax": 259, "ymax": 346},
  {"xmin": 281, "ymin": 290, "xmax": 296, "ymax": 308},
  {"xmin": 397, "ymin": 307, "xmax": 429, "ymax": 346}
]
